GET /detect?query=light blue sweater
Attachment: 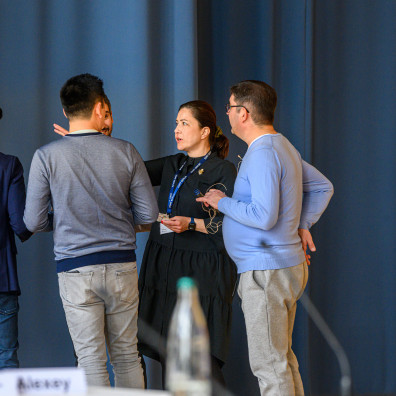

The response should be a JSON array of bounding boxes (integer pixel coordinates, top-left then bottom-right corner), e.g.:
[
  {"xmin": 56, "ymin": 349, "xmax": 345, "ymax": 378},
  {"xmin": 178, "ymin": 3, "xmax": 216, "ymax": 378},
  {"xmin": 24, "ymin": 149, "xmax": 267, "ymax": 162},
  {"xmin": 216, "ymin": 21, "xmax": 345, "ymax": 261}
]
[{"xmin": 219, "ymin": 133, "xmax": 333, "ymax": 273}]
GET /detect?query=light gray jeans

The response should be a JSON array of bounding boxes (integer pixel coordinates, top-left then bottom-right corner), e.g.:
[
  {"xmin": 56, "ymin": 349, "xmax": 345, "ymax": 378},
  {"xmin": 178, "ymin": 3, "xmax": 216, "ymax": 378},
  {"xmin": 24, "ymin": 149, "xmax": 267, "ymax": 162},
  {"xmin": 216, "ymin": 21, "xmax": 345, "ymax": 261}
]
[
  {"xmin": 238, "ymin": 262, "xmax": 308, "ymax": 396},
  {"xmin": 58, "ymin": 261, "xmax": 144, "ymax": 388}
]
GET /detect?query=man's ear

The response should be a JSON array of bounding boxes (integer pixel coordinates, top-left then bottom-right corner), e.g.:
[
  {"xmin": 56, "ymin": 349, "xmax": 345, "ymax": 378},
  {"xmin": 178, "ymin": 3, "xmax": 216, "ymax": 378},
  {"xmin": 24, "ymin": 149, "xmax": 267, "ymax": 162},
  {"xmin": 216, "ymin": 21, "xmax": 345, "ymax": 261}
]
[
  {"xmin": 93, "ymin": 101, "xmax": 103, "ymax": 119},
  {"xmin": 240, "ymin": 107, "xmax": 249, "ymax": 122},
  {"xmin": 62, "ymin": 108, "xmax": 68, "ymax": 119}
]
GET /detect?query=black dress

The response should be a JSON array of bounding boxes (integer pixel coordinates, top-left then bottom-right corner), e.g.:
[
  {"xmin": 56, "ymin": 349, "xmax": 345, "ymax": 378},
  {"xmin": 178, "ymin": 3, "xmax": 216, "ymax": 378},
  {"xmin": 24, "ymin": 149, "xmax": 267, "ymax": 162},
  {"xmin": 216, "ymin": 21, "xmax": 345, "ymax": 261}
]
[{"xmin": 138, "ymin": 152, "xmax": 237, "ymax": 364}]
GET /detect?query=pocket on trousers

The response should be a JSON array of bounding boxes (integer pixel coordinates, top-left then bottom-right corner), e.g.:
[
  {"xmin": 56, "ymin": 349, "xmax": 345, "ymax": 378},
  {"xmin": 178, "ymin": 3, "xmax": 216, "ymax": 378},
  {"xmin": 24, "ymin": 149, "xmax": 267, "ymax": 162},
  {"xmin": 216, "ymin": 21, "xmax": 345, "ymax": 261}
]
[
  {"xmin": 0, "ymin": 295, "xmax": 18, "ymax": 315},
  {"xmin": 116, "ymin": 265, "xmax": 138, "ymax": 303},
  {"xmin": 58, "ymin": 271, "xmax": 95, "ymax": 305},
  {"xmin": 298, "ymin": 262, "xmax": 309, "ymax": 299}
]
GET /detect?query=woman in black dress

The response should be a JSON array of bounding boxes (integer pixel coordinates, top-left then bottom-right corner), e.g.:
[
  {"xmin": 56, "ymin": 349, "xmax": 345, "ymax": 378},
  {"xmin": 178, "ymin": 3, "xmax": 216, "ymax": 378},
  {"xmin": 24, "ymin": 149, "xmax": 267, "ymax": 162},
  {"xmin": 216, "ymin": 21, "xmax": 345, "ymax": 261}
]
[{"xmin": 138, "ymin": 100, "xmax": 237, "ymax": 387}]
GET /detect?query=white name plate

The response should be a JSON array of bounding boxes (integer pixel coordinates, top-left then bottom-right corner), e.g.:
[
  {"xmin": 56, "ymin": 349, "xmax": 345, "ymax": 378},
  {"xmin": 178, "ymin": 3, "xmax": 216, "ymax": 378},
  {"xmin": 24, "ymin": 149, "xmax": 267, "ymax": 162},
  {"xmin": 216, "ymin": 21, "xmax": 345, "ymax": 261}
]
[{"xmin": 0, "ymin": 367, "xmax": 86, "ymax": 395}]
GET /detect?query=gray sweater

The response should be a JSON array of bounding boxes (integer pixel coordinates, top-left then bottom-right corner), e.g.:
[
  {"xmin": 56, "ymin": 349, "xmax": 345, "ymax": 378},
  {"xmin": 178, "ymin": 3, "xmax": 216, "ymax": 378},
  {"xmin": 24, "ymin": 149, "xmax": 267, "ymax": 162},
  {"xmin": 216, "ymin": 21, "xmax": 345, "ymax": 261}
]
[{"xmin": 24, "ymin": 131, "xmax": 158, "ymax": 271}]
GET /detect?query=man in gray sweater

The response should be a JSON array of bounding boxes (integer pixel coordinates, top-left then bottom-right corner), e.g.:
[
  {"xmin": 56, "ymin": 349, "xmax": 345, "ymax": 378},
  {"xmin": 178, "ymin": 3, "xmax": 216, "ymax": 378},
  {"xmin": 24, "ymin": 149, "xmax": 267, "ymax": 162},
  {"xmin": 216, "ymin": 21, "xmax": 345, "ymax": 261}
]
[{"xmin": 24, "ymin": 73, "xmax": 158, "ymax": 388}]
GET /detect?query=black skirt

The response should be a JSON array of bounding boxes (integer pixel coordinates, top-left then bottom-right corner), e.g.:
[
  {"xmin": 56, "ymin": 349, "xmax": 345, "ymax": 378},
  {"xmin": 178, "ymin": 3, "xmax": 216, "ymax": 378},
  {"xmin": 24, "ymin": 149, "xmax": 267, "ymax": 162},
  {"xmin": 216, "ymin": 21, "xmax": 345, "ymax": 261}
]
[{"xmin": 138, "ymin": 238, "xmax": 237, "ymax": 363}]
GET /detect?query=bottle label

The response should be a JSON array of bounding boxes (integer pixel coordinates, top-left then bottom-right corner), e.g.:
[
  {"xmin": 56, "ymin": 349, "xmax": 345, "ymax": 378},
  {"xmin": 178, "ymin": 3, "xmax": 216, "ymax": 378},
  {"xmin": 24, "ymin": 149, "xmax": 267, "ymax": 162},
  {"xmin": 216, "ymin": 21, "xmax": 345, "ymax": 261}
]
[{"xmin": 168, "ymin": 378, "xmax": 211, "ymax": 396}]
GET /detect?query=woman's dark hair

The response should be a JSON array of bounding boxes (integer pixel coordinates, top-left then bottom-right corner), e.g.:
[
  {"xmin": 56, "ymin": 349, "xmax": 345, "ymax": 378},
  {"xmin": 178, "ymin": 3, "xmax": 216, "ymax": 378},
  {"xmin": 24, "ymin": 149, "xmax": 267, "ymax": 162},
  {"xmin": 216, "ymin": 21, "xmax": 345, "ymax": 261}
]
[{"xmin": 178, "ymin": 100, "xmax": 229, "ymax": 159}]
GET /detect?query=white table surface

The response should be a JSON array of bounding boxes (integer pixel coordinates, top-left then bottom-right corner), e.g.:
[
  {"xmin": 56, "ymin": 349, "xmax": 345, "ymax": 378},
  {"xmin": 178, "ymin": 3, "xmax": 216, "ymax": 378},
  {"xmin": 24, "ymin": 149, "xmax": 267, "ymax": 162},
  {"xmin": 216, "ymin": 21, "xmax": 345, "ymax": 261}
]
[
  {"xmin": 33, "ymin": 388, "xmax": 170, "ymax": 396},
  {"xmin": 87, "ymin": 387, "xmax": 170, "ymax": 395}
]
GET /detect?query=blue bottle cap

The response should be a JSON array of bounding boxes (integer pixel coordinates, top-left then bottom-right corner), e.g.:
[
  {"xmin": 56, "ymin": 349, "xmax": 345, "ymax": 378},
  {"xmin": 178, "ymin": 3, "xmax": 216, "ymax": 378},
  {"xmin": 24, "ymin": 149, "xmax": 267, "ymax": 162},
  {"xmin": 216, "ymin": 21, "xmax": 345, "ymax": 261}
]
[{"xmin": 177, "ymin": 277, "xmax": 196, "ymax": 289}]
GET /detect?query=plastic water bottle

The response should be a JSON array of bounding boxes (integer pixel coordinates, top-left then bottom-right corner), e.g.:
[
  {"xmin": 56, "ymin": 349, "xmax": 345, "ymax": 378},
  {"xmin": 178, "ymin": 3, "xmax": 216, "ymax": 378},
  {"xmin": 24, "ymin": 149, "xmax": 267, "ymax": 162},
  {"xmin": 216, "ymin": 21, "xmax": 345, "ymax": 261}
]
[{"xmin": 166, "ymin": 277, "xmax": 211, "ymax": 396}]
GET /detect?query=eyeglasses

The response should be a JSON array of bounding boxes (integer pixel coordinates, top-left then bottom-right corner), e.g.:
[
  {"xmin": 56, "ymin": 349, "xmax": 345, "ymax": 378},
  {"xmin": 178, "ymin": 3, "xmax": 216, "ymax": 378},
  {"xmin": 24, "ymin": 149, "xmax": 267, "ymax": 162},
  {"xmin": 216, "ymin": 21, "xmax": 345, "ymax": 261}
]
[{"xmin": 225, "ymin": 103, "xmax": 250, "ymax": 114}]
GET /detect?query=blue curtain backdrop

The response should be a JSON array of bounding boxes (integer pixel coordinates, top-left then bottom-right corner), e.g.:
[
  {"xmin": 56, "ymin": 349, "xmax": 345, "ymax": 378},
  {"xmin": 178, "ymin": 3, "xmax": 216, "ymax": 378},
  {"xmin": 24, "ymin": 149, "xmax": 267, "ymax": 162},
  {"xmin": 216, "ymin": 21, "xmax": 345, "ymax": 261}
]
[{"xmin": 0, "ymin": 1, "xmax": 395, "ymax": 394}]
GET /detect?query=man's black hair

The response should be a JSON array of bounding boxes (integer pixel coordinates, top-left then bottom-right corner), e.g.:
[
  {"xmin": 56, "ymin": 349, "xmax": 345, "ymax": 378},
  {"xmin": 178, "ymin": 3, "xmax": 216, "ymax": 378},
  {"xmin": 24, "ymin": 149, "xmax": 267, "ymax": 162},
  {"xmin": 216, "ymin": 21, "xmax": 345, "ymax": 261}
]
[{"xmin": 60, "ymin": 73, "xmax": 105, "ymax": 119}]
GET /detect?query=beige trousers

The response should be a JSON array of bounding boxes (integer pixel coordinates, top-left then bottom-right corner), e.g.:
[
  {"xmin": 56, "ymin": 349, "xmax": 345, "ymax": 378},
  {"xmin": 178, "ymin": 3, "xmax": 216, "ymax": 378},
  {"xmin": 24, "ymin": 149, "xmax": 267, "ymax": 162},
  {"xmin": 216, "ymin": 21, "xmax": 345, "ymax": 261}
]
[
  {"xmin": 238, "ymin": 262, "xmax": 308, "ymax": 396},
  {"xmin": 58, "ymin": 262, "xmax": 144, "ymax": 388}
]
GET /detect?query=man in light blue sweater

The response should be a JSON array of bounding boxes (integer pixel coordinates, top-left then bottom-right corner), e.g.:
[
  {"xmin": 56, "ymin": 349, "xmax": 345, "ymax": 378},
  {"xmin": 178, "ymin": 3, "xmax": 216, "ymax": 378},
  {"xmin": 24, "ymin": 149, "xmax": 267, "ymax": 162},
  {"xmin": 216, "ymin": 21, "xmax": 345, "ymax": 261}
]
[
  {"xmin": 198, "ymin": 80, "xmax": 333, "ymax": 395},
  {"xmin": 24, "ymin": 74, "xmax": 158, "ymax": 388}
]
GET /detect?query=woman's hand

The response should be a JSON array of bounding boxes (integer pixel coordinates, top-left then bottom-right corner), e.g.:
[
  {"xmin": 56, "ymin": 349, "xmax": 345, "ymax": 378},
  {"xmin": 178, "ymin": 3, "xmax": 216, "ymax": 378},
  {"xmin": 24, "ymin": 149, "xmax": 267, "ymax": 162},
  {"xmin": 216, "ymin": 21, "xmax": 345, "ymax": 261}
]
[
  {"xmin": 161, "ymin": 216, "xmax": 190, "ymax": 233},
  {"xmin": 54, "ymin": 124, "xmax": 69, "ymax": 136}
]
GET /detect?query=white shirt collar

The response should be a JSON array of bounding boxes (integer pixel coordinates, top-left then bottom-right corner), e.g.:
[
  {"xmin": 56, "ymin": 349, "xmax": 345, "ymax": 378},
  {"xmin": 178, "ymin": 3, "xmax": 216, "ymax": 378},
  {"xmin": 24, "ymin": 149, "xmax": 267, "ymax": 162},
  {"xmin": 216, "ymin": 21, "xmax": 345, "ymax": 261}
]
[{"xmin": 68, "ymin": 129, "xmax": 99, "ymax": 135}]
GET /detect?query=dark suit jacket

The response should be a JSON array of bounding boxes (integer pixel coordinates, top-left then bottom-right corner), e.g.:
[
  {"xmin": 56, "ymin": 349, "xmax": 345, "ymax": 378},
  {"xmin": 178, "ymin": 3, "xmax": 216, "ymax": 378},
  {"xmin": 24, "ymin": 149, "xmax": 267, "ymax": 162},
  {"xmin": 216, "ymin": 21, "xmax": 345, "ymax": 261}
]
[{"xmin": 0, "ymin": 152, "xmax": 31, "ymax": 294}]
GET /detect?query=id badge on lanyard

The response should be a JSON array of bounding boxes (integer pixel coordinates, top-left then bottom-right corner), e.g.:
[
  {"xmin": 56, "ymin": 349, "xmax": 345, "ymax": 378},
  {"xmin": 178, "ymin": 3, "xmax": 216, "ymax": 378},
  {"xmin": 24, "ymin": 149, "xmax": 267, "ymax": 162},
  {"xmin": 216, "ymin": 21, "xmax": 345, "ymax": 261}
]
[{"xmin": 160, "ymin": 151, "xmax": 211, "ymax": 233}]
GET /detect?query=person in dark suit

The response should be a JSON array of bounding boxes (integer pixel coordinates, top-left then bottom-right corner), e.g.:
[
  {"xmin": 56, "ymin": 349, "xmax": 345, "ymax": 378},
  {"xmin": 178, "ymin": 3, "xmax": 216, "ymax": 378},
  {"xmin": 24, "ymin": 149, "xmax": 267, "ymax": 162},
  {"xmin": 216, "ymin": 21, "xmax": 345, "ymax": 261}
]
[{"xmin": 0, "ymin": 106, "xmax": 32, "ymax": 368}]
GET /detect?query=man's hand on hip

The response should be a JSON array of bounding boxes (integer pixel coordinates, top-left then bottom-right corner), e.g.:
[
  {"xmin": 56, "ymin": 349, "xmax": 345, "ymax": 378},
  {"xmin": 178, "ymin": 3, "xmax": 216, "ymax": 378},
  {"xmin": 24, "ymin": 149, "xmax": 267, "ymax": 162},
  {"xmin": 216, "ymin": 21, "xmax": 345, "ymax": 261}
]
[{"xmin": 298, "ymin": 228, "xmax": 316, "ymax": 265}]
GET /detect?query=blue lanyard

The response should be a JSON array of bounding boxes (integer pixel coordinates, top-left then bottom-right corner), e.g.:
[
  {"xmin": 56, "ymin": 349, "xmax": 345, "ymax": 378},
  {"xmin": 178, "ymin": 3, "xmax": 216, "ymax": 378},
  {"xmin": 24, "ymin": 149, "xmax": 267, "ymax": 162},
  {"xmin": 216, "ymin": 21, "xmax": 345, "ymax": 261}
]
[{"xmin": 167, "ymin": 151, "xmax": 211, "ymax": 215}]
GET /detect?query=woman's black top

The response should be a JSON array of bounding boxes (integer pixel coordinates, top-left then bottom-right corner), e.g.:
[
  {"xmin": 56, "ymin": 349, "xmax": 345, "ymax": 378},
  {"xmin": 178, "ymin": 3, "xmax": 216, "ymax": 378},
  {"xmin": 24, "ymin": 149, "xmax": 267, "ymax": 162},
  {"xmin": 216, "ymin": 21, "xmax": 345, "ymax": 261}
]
[{"xmin": 138, "ymin": 152, "xmax": 237, "ymax": 363}]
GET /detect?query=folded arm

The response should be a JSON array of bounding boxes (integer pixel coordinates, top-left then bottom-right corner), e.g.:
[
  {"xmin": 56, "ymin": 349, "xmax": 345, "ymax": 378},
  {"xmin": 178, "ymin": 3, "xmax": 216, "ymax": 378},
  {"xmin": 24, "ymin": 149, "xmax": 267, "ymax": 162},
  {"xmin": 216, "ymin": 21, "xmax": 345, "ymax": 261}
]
[
  {"xmin": 298, "ymin": 160, "xmax": 334, "ymax": 261},
  {"xmin": 299, "ymin": 159, "xmax": 334, "ymax": 230}
]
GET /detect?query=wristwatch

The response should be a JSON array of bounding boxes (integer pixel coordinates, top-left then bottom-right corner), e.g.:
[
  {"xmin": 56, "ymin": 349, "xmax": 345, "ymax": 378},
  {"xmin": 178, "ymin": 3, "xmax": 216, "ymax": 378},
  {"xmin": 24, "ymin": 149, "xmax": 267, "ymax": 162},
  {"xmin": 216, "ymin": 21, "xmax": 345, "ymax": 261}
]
[{"xmin": 188, "ymin": 217, "xmax": 196, "ymax": 231}]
